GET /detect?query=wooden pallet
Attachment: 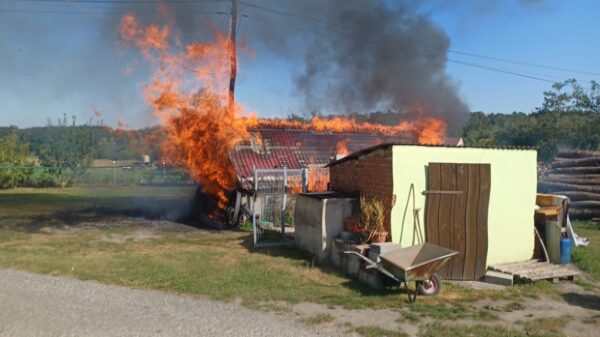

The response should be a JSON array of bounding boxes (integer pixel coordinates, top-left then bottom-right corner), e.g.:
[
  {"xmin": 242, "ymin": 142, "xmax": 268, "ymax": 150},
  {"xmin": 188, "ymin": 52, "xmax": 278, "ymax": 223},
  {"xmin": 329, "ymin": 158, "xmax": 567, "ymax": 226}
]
[{"xmin": 489, "ymin": 259, "xmax": 580, "ymax": 282}]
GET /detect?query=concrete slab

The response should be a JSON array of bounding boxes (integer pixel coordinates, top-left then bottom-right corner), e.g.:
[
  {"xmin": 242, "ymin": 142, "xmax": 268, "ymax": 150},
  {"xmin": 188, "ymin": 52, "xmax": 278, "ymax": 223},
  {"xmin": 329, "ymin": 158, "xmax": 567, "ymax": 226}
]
[{"xmin": 484, "ymin": 270, "xmax": 514, "ymax": 286}]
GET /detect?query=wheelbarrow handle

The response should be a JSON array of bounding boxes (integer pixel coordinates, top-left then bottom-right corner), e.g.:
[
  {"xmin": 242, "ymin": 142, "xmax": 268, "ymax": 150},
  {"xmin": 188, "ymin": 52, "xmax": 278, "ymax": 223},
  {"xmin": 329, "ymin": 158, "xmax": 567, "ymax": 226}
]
[{"xmin": 343, "ymin": 251, "xmax": 401, "ymax": 283}]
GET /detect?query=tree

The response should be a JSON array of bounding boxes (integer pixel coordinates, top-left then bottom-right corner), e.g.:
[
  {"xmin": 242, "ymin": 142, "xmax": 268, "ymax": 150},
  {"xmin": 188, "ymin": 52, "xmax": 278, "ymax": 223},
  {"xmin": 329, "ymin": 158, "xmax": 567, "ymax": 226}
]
[
  {"xmin": 0, "ymin": 132, "xmax": 32, "ymax": 188},
  {"xmin": 38, "ymin": 126, "xmax": 96, "ymax": 187},
  {"xmin": 462, "ymin": 79, "xmax": 600, "ymax": 162},
  {"xmin": 534, "ymin": 79, "xmax": 600, "ymax": 161}
]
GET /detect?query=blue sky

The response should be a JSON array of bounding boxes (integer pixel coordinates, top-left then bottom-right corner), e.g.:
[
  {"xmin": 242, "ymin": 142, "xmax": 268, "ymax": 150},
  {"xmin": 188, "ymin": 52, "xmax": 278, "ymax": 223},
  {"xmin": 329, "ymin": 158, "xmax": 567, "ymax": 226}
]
[{"xmin": 0, "ymin": 0, "xmax": 599, "ymax": 128}]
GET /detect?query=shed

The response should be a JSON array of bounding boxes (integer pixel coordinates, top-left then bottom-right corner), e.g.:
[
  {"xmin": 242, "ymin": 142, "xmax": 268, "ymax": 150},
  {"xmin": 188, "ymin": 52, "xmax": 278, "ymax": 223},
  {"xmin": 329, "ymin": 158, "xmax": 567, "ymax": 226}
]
[{"xmin": 327, "ymin": 144, "xmax": 538, "ymax": 280}]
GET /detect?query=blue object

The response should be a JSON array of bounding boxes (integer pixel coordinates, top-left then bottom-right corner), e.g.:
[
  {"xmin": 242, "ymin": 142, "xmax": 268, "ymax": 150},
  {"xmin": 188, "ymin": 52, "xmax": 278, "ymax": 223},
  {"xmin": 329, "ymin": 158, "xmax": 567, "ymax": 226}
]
[{"xmin": 560, "ymin": 237, "xmax": 572, "ymax": 264}]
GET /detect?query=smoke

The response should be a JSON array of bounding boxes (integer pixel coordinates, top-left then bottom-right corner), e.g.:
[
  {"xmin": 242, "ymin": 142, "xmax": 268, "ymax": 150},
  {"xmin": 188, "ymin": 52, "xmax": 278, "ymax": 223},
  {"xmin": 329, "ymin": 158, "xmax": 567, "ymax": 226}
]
[
  {"xmin": 0, "ymin": 0, "xmax": 548, "ymax": 130},
  {"xmin": 150, "ymin": 0, "xmax": 469, "ymax": 130},
  {"xmin": 288, "ymin": 1, "xmax": 468, "ymax": 130}
]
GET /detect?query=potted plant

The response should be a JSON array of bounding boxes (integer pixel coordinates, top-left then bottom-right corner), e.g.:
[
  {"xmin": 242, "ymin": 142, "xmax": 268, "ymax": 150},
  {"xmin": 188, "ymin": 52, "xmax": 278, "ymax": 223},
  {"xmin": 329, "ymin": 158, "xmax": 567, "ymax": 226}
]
[
  {"xmin": 360, "ymin": 196, "xmax": 388, "ymax": 243},
  {"xmin": 343, "ymin": 217, "xmax": 362, "ymax": 234}
]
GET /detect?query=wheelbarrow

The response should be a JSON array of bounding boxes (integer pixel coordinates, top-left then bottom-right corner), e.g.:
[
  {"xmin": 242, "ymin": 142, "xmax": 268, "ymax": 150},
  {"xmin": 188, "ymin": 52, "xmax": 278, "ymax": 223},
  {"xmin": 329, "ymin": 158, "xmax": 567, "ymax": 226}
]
[{"xmin": 344, "ymin": 242, "xmax": 458, "ymax": 303}]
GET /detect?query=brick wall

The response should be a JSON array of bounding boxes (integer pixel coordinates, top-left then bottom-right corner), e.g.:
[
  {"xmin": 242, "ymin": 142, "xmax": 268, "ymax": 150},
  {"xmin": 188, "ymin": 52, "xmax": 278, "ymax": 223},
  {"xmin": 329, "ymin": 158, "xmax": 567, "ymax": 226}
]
[{"xmin": 329, "ymin": 146, "xmax": 394, "ymax": 233}]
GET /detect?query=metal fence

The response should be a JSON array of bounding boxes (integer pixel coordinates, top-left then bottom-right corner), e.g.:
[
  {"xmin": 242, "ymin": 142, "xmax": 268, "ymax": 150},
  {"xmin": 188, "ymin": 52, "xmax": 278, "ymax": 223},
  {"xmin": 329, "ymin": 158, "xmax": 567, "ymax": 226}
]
[
  {"xmin": 252, "ymin": 168, "xmax": 308, "ymax": 247},
  {"xmin": 0, "ymin": 165, "xmax": 192, "ymax": 188}
]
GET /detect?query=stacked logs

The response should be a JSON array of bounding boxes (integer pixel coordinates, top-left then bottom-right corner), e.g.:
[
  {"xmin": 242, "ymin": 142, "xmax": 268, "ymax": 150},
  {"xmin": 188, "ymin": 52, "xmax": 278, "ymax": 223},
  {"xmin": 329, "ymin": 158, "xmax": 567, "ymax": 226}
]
[{"xmin": 538, "ymin": 149, "xmax": 600, "ymax": 219}]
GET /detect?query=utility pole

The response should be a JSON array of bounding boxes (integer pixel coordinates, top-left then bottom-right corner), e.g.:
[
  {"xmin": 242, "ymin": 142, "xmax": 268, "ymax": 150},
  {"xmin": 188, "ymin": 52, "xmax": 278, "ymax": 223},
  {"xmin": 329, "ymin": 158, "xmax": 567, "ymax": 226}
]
[{"xmin": 228, "ymin": 0, "xmax": 238, "ymax": 118}]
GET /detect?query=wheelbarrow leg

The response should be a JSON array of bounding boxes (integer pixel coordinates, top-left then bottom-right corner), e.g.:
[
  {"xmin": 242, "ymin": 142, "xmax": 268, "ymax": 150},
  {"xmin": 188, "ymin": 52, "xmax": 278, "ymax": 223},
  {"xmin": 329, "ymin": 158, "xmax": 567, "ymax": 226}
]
[{"xmin": 404, "ymin": 281, "xmax": 418, "ymax": 304}]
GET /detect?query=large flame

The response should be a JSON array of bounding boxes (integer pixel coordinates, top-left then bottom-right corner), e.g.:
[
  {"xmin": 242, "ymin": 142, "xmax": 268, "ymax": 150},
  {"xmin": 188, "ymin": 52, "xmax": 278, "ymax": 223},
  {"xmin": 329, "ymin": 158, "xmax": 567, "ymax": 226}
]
[
  {"xmin": 119, "ymin": 9, "xmax": 447, "ymax": 210},
  {"xmin": 120, "ymin": 13, "xmax": 249, "ymax": 208}
]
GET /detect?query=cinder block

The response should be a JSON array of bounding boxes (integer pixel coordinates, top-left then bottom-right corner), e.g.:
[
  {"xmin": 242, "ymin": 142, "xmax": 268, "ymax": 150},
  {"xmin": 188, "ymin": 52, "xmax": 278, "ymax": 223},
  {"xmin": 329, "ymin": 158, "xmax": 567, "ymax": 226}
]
[
  {"xmin": 345, "ymin": 254, "xmax": 361, "ymax": 277},
  {"xmin": 484, "ymin": 270, "xmax": 513, "ymax": 286}
]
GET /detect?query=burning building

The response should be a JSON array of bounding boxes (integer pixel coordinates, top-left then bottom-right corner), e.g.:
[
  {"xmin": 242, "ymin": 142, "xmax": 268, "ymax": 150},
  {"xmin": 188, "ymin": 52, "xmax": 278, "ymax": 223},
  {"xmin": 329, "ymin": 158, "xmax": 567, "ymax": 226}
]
[{"xmin": 117, "ymin": 2, "xmax": 468, "ymax": 224}]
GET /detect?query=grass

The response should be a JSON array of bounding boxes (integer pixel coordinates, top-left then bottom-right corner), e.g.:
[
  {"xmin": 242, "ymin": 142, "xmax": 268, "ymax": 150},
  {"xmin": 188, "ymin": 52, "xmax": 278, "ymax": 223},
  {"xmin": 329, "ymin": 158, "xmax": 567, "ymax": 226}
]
[
  {"xmin": 418, "ymin": 322, "xmax": 565, "ymax": 337},
  {"xmin": 572, "ymin": 221, "xmax": 600, "ymax": 281},
  {"xmin": 483, "ymin": 301, "xmax": 525, "ymax": 312},
  {"xmin": 0, "ymin": 188, "xmax": 597, "ymax": 315},
  {"xmin": 519, "ymin": 317, "xmax": 568, "ymax": 336},
  {"xmin": 351, "ymin": 326, "xmax": 408, "ymax": 337},
  {"xmin": 0, "ymin": 186, "xmax": 197, "ymax": 220},
  {"xmin": 409, "ymin": 302, "xmax": 497, "ymax": 321},
  {"xmin": 0, "ymin": 187, "xmax": 513, "ymax": 310},
  {"xmin": 299, "ymin": 313, "xmax": 335, "ymax": 325}
]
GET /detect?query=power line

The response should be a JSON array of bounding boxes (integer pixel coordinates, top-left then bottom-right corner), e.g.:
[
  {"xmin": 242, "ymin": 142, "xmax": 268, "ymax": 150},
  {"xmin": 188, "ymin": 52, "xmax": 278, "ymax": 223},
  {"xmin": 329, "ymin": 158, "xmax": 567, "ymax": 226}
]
[
  {"xmin": 446, "ymin": 59, "xmax": 556, "ymax": 83},
  {"xmin": 242, "ymin": 13, "xmax": 560, "ymax": 84},
  {"xmin": 238, "ymin": 1, "xmax": 599, "ymax": 79},
  {"xmin": 3, "ymin": 0, "xmax": 226, "ymax": 3},
  {"xmin": 0, "ymin": 7, "xmax": 225, "ymax": 15},
  {"xmin": 447, "ymin": 49, "xmax": 600, "ymax": 77}
]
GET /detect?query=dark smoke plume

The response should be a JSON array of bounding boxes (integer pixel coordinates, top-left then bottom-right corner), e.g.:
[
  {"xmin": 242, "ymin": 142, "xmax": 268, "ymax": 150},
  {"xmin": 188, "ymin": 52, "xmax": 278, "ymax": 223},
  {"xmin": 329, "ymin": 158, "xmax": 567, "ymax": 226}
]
[{"xmin": 151, "ymin": 0, "xmax": 470, "ymax": 130}]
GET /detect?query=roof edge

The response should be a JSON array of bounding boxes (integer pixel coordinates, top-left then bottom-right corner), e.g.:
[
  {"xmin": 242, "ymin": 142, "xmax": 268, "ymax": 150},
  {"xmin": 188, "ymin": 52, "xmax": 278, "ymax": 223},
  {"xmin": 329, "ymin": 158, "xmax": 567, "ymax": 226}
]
[{"xmin": 326, "ymin": 143, "xmax": 537, "ymax": 167}]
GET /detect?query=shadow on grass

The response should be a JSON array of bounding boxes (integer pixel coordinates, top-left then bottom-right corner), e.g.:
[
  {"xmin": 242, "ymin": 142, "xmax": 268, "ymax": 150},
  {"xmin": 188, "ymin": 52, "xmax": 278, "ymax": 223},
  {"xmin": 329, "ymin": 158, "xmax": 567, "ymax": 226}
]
[
  {"xmin": 241, "ymin": 238, "xmax": 406, "ymax": 300},
  {"xmin": 562, "ymin": 292, "xmax": 600, "ymax": 311},
  {"xmin": 0, "ymin": 193, "xmax": 200, "ymax": 232}
]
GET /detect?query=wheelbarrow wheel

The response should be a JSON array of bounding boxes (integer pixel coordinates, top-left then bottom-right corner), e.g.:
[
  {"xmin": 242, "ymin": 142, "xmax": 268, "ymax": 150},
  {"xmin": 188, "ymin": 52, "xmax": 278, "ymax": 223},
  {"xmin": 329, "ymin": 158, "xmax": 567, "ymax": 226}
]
[{"xmin": 417, "ymin": 273, "xmax": 441, "ymax": 296}]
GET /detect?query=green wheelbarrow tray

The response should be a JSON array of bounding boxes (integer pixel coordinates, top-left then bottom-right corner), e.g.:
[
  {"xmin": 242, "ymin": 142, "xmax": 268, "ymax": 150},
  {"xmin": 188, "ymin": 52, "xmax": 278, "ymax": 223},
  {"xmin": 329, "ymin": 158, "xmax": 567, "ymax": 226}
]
[{"xmin": 344, "ymin": 243, "xmax": 458, "ymax": 303}]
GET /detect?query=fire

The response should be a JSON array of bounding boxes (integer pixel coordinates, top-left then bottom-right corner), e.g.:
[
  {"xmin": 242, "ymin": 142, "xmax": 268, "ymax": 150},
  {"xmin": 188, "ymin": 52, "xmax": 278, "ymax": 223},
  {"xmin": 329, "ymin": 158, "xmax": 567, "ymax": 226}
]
[
  {"xmin": 120, "ymin": 12, "xmax": 249, "ymax": 209},
  {"xmin": 336, "ymin": 139, "xmax": 350, "ymax": 156},
  {"xmin": 119, "ymin": 7, "xmax": 447, "ymax": 211},
  {"xmin": 247, "ymin": 115, "xmax": 446, "ymax": 145}
]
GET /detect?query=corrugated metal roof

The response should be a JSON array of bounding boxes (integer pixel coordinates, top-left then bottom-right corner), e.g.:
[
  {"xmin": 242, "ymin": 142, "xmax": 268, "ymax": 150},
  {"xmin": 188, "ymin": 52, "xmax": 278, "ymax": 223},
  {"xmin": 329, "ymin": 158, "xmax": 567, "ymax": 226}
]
[
  {"xmin": 230, "ymin": 128, "xmax": 415, "ymax": 190},
  {"xmin": 326, "ymin": 142, "xmax": 537, "ymax": 167}
]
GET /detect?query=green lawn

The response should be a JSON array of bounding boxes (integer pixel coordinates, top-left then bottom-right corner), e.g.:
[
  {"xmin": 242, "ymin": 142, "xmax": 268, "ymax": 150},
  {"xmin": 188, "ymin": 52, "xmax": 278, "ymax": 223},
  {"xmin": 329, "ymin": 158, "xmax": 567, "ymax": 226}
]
[
  {"xmin": 0, "ymin": 186, "xmax": 197, "ymax": 224},
  {"xmin": 0, "ymin": 187, "xmax": 508, "ymax": 309},
  {"xmin": 572, "ymin": 221, "xmax": 600, "ymax": 281},
  {"xmin": 0, "ymin": 188, "xmax": 597, "ymax": 337}
]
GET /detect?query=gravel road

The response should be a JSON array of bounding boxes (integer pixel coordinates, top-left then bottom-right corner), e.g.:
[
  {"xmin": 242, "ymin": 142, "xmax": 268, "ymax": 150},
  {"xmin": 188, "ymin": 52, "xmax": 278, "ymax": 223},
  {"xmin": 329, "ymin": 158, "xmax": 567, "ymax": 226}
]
[{"xmin": 0, "ymin": 268, "xmax": 329, "ymax": 337}]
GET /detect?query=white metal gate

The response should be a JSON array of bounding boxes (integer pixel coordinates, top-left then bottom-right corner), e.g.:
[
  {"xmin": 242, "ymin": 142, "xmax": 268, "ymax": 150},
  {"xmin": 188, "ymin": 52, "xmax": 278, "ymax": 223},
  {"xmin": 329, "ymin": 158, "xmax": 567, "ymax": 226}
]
[{"xmin": 252, "ymin": 168, "xmax": 308, "ymax": 247}]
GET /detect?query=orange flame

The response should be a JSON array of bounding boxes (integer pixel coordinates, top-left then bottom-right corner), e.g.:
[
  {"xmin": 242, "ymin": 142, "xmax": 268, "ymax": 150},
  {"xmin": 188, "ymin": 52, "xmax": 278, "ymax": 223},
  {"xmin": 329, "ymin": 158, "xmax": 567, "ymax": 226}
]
[
  {"xmin": 246, "ymin": 116, "xmax": 446, "ymax": 145},
  {"xmin": 336, "ymin": 139, "xmax": 349, "ymax": 156},
  {"xmin": 119, "ymin": 8, "xmax": 447, "ymax": 211},
  {"xmin": 120, "ymin": 12, "xmax": 249, "ymax": 209}
]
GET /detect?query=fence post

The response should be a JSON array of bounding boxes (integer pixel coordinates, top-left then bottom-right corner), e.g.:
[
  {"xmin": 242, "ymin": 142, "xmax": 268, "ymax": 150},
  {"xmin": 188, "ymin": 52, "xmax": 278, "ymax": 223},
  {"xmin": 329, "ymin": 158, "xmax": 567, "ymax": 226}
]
[
  {"xmin": 301, "ymin": 168, "xmax": 308, "ymax": 193},
  {"xmin": 252, "ymin": 166, "xmax": 258, "ymax": 247},
  {"xmin": 281, "ymin": 167, "xmax": 288, "ymax": 239}
]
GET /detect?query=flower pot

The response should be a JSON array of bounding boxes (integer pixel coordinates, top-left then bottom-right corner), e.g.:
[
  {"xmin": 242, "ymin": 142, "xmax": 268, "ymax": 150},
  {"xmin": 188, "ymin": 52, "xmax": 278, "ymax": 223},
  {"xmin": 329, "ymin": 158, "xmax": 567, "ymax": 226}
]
[
  {"xmin": 370, "ymin": 231, "xmax": 388, "ymax": 243},
  {"xmin": 344, "ymin": 217, "xmax": 362, "ymax": 234}
]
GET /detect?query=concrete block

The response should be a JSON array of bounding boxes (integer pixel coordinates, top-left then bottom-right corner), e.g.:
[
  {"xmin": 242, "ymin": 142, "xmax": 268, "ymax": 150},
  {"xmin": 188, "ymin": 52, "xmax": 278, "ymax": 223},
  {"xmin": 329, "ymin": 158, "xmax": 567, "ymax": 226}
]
[
  {"xmin": 330, "ymin": 244, "xmax": 342, "ymax": 268},
  {"xmin": 345, "ymin": 254, "xmax": 361, "ymax": 277},
  {"xmin": 357, "ymin": 269, "xmax": 384, "ymax": 290},
  {"xmin": 484, "ymin": 270, "xmax": 513, "ymax": 286}
]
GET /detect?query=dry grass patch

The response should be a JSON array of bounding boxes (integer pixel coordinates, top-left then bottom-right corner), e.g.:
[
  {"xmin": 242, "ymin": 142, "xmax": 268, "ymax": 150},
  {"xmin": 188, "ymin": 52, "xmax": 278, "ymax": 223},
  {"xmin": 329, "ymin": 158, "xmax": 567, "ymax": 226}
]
[
  {"xmin": 299, "ymin": 313, "xmax": 335, "ymax": 325},
  {"xmin": 351, "ymin": 325, "xmax": 409, "ymax": 337}
]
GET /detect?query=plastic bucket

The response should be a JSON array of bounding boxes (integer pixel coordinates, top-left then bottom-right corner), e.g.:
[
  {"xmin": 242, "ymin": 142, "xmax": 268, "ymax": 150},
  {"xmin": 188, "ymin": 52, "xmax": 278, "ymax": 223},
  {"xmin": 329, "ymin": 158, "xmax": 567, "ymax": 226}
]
[{"xmin": 560, "ymin": 237, "xmax": 572, "ymax": 264}]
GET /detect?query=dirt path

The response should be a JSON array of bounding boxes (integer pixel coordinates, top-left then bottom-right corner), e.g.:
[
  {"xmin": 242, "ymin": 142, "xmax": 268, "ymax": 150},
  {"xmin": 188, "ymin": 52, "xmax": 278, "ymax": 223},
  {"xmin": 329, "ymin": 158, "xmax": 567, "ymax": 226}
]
[{"xmin": 0, "ymin": 268, "xmax": 330, "ymax": 337}]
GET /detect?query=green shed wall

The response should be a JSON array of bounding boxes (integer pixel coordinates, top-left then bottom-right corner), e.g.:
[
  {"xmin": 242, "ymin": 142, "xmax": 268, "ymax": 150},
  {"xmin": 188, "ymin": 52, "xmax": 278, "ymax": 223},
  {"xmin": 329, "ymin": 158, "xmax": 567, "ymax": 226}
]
[{"xmin": 391, "ymin": 146, "xmax": 537, "ymax": 266}]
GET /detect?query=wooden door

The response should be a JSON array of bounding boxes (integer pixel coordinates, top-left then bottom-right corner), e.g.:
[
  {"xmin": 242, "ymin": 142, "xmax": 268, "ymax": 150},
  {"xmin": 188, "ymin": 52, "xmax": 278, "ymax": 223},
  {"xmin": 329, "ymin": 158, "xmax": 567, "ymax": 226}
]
[{"xmin": 425, "ymin": 163, "xmax": 491, "ymax": 280}]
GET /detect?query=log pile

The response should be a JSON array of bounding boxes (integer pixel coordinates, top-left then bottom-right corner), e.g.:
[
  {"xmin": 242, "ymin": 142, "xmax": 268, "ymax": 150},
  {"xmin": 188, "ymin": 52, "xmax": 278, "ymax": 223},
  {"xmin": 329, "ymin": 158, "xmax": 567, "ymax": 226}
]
[{"xmin": 539, "ymin": 149, "xmax": 600, "ymax": 219}]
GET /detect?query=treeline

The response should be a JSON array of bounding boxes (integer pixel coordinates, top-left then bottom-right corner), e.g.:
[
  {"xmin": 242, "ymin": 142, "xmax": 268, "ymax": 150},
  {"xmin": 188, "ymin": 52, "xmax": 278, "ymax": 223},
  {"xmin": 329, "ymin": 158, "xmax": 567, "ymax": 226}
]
[
  {"xmin": 0, "ymin": 125, "xmax": 164, "ymax": 161},
  {"xmin": 0, "ymin": 123, "xmax": 165, "ymax": 188},
  {"xmin": 462, "ymin": 79, "xmax": 600, "ymax": 161}
]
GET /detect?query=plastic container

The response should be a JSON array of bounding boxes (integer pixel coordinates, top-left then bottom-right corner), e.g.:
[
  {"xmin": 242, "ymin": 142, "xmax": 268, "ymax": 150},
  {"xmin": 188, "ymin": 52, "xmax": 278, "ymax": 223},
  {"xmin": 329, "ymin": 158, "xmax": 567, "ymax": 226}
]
[{"xmin": 560, "ymin": 237, "xmax": 572, "ymax": 264}]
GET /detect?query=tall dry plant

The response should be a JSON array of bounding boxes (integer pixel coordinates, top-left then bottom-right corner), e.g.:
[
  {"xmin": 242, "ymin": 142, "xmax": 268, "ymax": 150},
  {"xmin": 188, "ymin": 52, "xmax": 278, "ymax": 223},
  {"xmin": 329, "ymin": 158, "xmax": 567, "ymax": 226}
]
[{"xmin": 360, "ymin": 196, "xmax": 387, "ymax": 242}]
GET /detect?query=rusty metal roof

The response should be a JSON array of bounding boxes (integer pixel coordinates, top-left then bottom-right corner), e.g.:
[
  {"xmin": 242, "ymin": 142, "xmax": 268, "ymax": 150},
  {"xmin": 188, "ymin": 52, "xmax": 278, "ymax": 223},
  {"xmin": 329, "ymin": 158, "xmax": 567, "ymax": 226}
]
[{"xmin": 230, "ymin": 128, "xmax": 415, "ymax": 189}]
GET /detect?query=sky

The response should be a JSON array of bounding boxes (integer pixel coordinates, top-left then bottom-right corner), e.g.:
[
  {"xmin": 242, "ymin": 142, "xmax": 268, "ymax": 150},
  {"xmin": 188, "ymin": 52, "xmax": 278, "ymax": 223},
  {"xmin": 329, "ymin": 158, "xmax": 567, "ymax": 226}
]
[{"xmin": 0, "ymin": 0, "xmax": 599, "ymax": 128}]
